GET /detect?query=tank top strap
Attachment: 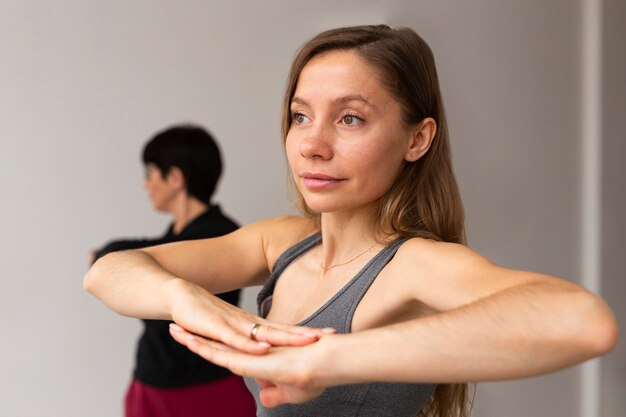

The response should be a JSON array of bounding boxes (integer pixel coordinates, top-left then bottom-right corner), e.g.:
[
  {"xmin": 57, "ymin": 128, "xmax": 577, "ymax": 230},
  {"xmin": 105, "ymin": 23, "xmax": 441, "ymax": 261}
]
[
  {"xmin": 257, "ymin": 232, "xmax": 321, "ymax": 317},
  {"xmin": 297, "ymin": 237, "xmax": 409, "ymax": 333},
  {"xmin": 341, "ymin": 237, "xmax": 408, "ymax": 332},
  {"xmin": 272, "ymin": 232, "xmax": 322, "ymax": 273}
]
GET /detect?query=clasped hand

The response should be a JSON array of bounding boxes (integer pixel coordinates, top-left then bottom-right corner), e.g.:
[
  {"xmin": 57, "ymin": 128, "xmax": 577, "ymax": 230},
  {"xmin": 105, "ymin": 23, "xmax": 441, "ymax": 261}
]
[{"xmin": 167, "ymin": 281, "xmax": 334, "ymax": 407}]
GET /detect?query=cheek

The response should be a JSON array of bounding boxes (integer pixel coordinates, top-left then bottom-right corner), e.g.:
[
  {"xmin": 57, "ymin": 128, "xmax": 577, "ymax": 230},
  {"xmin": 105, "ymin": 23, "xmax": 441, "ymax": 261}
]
[
  {"xmin": 357, "ymin": 145, "xmax": 405, "ymax": 186},
  {"xmin": 146, "ymin": 179, "xmax": 157, "ymax": 192},
  {"xmin": 284, "ymin": 135, "xmax": 299, "ymax": 170},
  {"xmin": 146, "ymin": 181, "xmax": 162, "ymax": 199}
]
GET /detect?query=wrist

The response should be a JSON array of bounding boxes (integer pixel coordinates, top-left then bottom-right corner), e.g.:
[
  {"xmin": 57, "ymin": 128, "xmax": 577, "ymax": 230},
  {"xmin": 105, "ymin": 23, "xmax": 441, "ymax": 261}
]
[
  {"xmin": 310, "ymin": 327, "xmax": 402, "ymax": 387},
  {"xmin": 163, "ymin": 277, "xmax": 196, "ymax": 320},
  {"xmin": 309, "ymin": 333, "xmax": 349, "ymax": 388}
]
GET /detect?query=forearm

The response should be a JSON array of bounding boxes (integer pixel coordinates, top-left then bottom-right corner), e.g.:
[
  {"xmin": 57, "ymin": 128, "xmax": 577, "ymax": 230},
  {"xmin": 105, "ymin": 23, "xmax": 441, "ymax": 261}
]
[
  {"xmin": 84, "ymin": 249, "xmax": 182, "ymax": 319},
  {"xmin": 315, "ymin": 281, "xmax": 618, "ymax": 386}
]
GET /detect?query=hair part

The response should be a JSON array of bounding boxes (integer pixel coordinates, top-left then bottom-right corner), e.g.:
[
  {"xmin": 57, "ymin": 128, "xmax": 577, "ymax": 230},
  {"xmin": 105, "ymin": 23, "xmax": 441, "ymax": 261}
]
[{"xmin": 281, "ymin": 25, "xmax": 469, "ymax": 416}]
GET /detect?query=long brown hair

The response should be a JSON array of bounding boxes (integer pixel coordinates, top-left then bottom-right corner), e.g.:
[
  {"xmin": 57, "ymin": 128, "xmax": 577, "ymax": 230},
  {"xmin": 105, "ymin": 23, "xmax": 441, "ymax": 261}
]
[{"xmin": 282, "ymin": 25, "xmax": 471, "ymax": 417}]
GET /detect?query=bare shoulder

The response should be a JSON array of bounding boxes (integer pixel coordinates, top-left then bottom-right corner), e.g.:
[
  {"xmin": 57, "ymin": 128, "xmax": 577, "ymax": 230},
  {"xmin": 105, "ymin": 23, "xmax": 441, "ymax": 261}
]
[
  {"xmin": 391, "ymin": 238, "xmax": 495, "ymax": 307},
  {"xmin": 247, "ymin": 215, "xmax": 319, "ymax": 269},
  {"xmin": 389, "ymin": 237, "xmax": 549, "ymax": 311},
  {"xmin": 393, "ymin": 237, "xmax": 493, "ymax": 275}
]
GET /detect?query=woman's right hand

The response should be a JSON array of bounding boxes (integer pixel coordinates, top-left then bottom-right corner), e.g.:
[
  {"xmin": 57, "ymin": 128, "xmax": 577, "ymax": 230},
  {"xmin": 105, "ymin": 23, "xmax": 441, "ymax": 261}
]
[
  {"xmin": 166, "ymin": 278, "xmax": 333, "ymax": 354},
  {"xmin": 169, "ymin": 323, "xmax": 330, "ymax": 407}
]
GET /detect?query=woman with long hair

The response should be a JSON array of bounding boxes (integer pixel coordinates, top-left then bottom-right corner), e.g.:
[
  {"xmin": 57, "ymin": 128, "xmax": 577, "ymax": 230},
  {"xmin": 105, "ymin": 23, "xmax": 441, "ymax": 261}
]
[{"xmin": 84, "ymin": 25, "xmax": 617, "ymax": 417}]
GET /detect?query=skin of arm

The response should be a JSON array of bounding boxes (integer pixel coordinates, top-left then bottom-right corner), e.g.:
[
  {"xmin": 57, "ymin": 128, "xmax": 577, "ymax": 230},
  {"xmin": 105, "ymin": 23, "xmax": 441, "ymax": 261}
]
[
  {"xmin": 84, "ymin": 220, "xmax": 270, "ymax": 318},
  {"xmin": 169, "ymin": 238, "xmax": 618, "ymax": 407},
  {"xmin": 320, "ymin": 238, "xmax": 619, "ymax": 384},
  {"xmin": 84, "ymin": 216, "xmax": 328, "ymax": 353}
]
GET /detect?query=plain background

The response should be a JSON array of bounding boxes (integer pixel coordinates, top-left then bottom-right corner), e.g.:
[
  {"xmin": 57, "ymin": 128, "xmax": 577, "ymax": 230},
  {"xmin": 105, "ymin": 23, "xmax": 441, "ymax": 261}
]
[{"xmin": 0, "ymin": 1, "xmax": 623, "ymax": 416}]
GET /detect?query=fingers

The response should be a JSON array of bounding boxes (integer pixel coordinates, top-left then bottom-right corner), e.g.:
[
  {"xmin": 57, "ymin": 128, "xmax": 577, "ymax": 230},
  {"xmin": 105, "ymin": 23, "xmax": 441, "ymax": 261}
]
[
  {"xmin": 249, "ymin": 323, "xmax": 319, "ymax": 347},
  {"xmin": 169, "ymin": 324, "xmax": 306, "ymax": 380},
  {"xmin": 258, "ymin": 382, "xmax": 325, "ymax": 408},
  {"xmin": 245, "ymin": 318, "xmax": 337, "ymax": 347},
  {"xmin": 255, "ymin": 378, "xmax": 274, "ymax": 389},
  {"xmin": 169, "ymin": 324, "xmax": 252, "ymax": 373},
  {"xmin": 216, "ymin": 320, "xmax": 272, "ymax": 354},
  {"xmin": 205, "ymin": 314, "xmax": 333, "ymax": 351},
  {"xmin": 190, "ymin": 307, "xmax": 327, "ymax": 352},
  {"xmin": 170, "ymin": 324, "xmax": 326, "ymax": 408},
  {"xmin": 186, "ymin": 323, "xmax": 270, "ymax": 355},
  {"xmin": 173, "ymin": 288, "xmax": 334, "ymax": 351},
  {"xmin": 257, "ymin": 320, "xmax": 337, "ymax": 345},
  {"xmin": 259, "ymin": 386, "xmax": 286, "ymax": 408}
]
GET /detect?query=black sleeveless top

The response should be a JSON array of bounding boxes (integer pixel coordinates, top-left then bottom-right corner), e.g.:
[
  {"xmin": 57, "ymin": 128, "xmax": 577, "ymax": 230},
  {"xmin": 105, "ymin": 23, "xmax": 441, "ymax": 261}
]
[{"xmin": 245, "ymin": 233, "xmax": 436, "ymax": 416}]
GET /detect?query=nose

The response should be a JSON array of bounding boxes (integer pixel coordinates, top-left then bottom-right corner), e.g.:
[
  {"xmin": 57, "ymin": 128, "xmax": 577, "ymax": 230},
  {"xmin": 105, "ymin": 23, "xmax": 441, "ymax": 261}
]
[{"xmin": 299, "ymin": 122, "xmax": 333, "ymax": 160}]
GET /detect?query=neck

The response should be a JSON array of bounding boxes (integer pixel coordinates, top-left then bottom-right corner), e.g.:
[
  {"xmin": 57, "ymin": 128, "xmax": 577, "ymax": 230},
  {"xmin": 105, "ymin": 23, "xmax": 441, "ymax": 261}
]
[
  {"xmin": 168, "ymin": 195, "xmax": 209, "ymax": 235},
  {"xmin": 318, "ymin": 205, "xmax": 382, "ymax": 273}
]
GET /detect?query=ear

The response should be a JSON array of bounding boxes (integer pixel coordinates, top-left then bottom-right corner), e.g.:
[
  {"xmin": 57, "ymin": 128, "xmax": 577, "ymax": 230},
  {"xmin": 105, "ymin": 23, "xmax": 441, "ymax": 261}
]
[
  {"xmin": 165, "ymin": 166, "xmax": 186, "ymax": 191},
  {"xmin": 405, "ymin": 117, "xmax": 436, "ymax": 162}
]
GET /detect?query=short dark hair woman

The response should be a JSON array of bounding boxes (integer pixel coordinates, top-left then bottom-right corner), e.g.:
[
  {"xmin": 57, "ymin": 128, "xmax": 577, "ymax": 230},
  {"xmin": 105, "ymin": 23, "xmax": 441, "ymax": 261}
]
[{"xmin": 91, "ymin": 124, "xmax": 256, "ymax": 417}]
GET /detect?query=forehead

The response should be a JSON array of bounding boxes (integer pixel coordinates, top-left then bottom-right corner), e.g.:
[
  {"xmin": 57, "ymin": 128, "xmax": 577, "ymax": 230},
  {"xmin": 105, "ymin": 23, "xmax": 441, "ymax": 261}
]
[{"xmin": 293, "ymin": 50, "xmax": 394, "ymax": 106}]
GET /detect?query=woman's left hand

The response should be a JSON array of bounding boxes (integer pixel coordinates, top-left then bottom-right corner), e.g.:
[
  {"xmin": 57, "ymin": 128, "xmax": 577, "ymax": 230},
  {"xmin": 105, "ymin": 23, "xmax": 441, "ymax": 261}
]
[{"xmin": 169, "ymin": 323, "xmax": 327, "ymax": 408}]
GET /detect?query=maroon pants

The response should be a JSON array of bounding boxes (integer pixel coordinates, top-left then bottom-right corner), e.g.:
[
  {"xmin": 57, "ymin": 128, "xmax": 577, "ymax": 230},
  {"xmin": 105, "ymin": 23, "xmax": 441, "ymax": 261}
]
[{"xmin": 125, "ymin": 376, "xmax": 257, "ymax": 417}]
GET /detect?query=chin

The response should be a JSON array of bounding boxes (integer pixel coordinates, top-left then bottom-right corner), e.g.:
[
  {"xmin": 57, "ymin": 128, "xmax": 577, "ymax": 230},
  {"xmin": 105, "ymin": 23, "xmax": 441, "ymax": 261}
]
[
  {"xmin": 303, "ymin": 193, "xmax": 385, "ymax": 216},
  {"xmin": 302, "ymin": 196, "xmax": 355, "ymax": 214}
]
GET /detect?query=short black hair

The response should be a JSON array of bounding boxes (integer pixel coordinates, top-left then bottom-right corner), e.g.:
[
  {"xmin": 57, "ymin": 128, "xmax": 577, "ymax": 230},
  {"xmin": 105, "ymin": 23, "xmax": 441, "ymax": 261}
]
[{"xmin": 142, "ymin": 125, "xmax": 222, "ymax": 204}]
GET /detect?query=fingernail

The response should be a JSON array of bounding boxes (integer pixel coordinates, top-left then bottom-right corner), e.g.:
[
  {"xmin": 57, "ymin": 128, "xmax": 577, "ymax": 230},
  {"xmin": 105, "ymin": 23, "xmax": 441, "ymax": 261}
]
[
  {"xmin": 322, "ymin": 327, "xmax": 337, "ymax": 333},
  {"xmin": 257, "ymin": 341, "xmax": 271, "ymax": 348},
  {"xmin": 185, "ymin": 334, "xmax": 196, "ymax": 341},
  {"xmin": 170, "ymin": 323, "xmax": 183, "ymax": 332}
]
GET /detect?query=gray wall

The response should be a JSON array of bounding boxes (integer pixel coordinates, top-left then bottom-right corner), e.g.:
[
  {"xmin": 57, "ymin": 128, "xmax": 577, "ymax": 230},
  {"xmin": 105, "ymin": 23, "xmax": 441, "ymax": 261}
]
[
  {"xmin": 601, "ymin": 0, "xmax": 626, "ymax": 416},
  {"xmin": 0, "ymin": 1, "xmax": 621, "ymax": 416}
]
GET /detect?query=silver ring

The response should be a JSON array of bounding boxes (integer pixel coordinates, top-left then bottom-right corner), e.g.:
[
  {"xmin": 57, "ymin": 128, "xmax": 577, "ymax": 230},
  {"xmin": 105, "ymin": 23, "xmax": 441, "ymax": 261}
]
[{"xmin": 250, "ymin": 323, "xmax": 261, "ymax": 341}]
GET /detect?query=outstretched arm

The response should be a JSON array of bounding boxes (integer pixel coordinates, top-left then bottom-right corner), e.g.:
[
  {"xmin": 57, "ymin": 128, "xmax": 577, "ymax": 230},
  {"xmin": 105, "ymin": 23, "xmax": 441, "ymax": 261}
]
[
  {"xmin": 84, "ymin": 217, "xmax": 328, "ymax": 353},
  {"xmin": 84, "ymin": 221, "xmax": 269, "ymax": 319},
  {"xmin": 318, "ymin": 280, "xmax": 616, "ymax": 385},
  {"xmin": 169, "ymin": 239, "xmax": 618, "ymax": 407}
]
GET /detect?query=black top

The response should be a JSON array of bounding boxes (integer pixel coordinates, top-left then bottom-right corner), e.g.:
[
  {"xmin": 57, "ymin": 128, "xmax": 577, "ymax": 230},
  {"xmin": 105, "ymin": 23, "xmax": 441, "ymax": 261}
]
[{"xmin": 94, "ymin": 205, "xmax": 240, "ymax": 388}]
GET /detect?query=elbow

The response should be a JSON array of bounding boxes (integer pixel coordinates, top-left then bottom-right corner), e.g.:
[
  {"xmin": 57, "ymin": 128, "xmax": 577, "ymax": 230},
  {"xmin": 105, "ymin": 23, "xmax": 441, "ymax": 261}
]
[
  {"xmin": 578, "ymin": 296, "xmax": 619, "ymax": 358},
  {"xmin": 83, "ymin": 265, "xmax": 96, "ymax": 294},
  {"xmin": 589, "ymin": 306, "xmax": 619, "ymax": 357},
  {"xmin": 83, "ymin": 256, "xmax": 105, "ymax": 295}
]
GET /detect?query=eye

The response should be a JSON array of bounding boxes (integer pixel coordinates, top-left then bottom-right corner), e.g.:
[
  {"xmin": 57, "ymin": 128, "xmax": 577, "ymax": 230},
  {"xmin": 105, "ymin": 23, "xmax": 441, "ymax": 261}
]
[
  {"xmin": 292, "ymin": 112, "xmax": 310, "ymax": 124},
  {"xmin": 341, "ymin": 113, "xmax": 363, "ymax": 126}
]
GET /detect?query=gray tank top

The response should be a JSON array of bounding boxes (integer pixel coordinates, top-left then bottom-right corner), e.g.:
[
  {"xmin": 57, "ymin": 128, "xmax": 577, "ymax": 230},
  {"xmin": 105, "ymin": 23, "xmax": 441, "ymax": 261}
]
[{"xmin": 244, "ymin": 233, "xmax": 436, "ymax": 417}]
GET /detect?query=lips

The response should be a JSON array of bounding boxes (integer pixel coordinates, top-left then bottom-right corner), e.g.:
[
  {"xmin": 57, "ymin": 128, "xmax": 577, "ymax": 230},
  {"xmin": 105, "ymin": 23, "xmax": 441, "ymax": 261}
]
[{"xmin": 300, "ymin": 171, "xmax": 345, "ymax": 190}]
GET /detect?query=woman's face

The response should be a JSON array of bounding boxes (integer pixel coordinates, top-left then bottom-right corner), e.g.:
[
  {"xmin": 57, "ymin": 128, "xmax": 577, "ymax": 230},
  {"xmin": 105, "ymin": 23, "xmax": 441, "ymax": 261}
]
[
  {"xmin": 143, "ymin": 164, "xmax": 177, "ymax": 212},
  {"xmin": 286, "ymin": 50, "xmax": 414, "ymax": 214}
]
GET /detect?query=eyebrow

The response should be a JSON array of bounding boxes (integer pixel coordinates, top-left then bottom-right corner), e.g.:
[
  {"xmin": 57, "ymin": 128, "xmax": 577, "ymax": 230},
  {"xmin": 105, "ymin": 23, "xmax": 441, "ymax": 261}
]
[{"xmin": 291, "ymin": 94, "xmax": 376, "ymax": 109}]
